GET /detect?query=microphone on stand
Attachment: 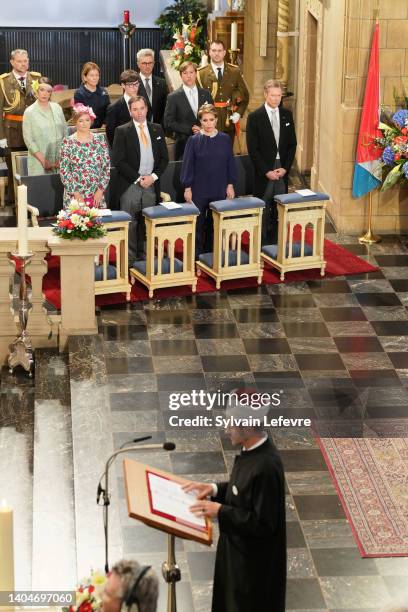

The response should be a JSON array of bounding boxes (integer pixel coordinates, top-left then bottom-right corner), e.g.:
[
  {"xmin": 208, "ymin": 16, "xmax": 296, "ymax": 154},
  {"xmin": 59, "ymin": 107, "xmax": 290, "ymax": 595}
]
[
  {"xmin": 97, "ymin": 436, "xmax": 154, "ymax": 503},
  {"xmin": 119, "ymin": 435, "xmax": 152, "ymax": 449},
  {"xmin": 98, "ymin": 441, "xmax": 176, "ymax": 574}
]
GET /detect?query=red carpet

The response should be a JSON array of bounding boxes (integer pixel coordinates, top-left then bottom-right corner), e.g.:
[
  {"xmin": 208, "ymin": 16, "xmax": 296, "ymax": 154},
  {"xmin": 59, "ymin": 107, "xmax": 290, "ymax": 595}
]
[
  {"xmin": 36, "ymin": 236, "xmax": 377, "ymax": 309},
  {"xmin": 318, "ymin": 432, "xmax": 408, "ymax": 557}
]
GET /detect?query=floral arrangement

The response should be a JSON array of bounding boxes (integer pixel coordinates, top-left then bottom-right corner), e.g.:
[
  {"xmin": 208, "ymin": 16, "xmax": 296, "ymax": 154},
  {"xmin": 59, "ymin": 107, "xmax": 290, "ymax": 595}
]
[
  {"xmin": 374, "ymin": 108, "xmax": 408, "ymax": 190},
  {"xmin": 171, "ymin": 15, "xmax": 203, "ymax": 70},
  {"xmin": 53, "ymin": 200, "xmax": 106, "ymax": 240},
  {"xmin": 63, "ymin": 570, "xmax": 106, "ymax": 612}
]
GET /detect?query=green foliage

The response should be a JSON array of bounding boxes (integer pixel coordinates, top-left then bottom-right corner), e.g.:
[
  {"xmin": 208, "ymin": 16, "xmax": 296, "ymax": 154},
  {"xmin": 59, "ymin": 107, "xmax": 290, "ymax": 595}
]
[
  {"xmin": 381, "ymin": 162, "xmax": 404, "ymax": 191},
  {"xmin": 155, "ymin": 0, "xmax": 208, "ymax": 49}
]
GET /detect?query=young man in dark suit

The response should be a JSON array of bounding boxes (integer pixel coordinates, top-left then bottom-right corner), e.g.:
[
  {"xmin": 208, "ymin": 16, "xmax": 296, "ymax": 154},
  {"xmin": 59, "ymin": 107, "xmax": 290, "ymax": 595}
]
[
  {"xmin": 246, "ymin": 79, "xmax": 297, "ymax": 244},
  {"xmin": 164, "ymin": 60, "xmax": 213, "ymax": 160},
  {"xmin": 105, "ymin": 70, "xmax": 141, "ymax": 148},
  {"xmin": 112, "ymin": 95, "xmax": 169, "ymax": 263},
  {"xmin": 136, "ymin": 49, "xmax": 168, "ymax": 125}
]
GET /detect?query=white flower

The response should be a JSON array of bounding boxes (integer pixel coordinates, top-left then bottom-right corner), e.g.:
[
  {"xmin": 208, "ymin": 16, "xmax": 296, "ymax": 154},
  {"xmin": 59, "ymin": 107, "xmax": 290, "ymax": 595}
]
[{"xmin": 185, "ymin": 44, "xmax": 193, "ymax": 55}]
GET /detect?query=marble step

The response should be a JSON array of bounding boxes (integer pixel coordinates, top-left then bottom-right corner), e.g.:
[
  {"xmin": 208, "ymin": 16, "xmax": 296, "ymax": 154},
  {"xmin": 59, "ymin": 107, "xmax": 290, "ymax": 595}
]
[
  {"xmin": 0, "ymin": 367, "xmax": 35, "ymax": 589},
  {"xmin": 31, "ymin": 349, "xmax": 77, "ymax": 590},
  {"xmin": 68, "ymin": 335, "xmax": 122, "ymax": 578}
]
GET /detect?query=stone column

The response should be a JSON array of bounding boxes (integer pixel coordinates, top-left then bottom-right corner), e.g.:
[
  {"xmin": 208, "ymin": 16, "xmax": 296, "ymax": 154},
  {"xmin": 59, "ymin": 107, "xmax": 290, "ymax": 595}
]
[
  {"xmin": 48, "ymin": 236, "xmax": 108, "ymax": 351},
  {"xmin": 26, "ymin": 228, "xmax": 58, "ymax": 345},
  {"xmin": 243, "ymin": 0, "xmax": 279, "ymax": 109}
]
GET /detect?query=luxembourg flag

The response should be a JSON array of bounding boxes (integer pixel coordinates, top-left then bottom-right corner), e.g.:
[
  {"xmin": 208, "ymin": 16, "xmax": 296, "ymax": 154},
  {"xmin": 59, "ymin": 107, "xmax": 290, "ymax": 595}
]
[{"xmin": 352, "ymin": 22, "xmax": 382, "ymax": 198}]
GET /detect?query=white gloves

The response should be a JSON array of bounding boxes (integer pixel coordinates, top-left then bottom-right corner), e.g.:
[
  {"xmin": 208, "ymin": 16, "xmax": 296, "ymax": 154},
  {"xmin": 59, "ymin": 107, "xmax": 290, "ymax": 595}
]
[{"xmin": 230, "ymin": 112, "xmax": 240, "ymax": 124}]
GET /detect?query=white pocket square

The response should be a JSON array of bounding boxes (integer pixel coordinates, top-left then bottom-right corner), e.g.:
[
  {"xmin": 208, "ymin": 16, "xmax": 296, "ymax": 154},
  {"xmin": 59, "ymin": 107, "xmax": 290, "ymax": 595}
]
[
  {"xmin": 285, "ymin": 122, "xmax": 290, "ymax": 126},
  {"xmin": 156, "ymin": 136, "xmax": 162, "ymax": 140}
]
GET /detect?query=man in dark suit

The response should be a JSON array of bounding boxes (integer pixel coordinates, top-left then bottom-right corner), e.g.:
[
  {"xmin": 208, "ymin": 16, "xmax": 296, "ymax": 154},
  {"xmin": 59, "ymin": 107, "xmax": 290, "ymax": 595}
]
[
  {"xmin": 246, "ymin": 79, "xmax": 297, "ymax": 244},
  {"xmin": 105, "ymin": 70, "xmax": 141, "ymax": 148},
  {"xmin": 136, "ymin": 49, "xmax": 168, "ymax": 125},
  {"xmin": 164, "ymin": 61, "xmax": 213, "ymax": 160},
  {"xmin": 112, "ymin": 95, "xmax": 169, "ymax": 263}
]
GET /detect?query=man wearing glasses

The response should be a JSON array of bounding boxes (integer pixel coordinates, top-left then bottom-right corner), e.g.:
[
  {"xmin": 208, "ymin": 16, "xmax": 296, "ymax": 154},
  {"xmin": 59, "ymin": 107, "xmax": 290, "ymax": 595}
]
[
  {"xmin": 106, "ymin": 70, "xmax": 142, "ymax": 148},
  {"xmin": 136, "ymin": 48, "xmax": 168, "ymax": 125}
]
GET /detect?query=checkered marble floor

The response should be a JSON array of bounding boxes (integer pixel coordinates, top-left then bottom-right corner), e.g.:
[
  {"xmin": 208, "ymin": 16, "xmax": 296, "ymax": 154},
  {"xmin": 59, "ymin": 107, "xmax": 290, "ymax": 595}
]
[{"xmin": 98, "ymin": 230, "xmax": 408, "ymax": 612}]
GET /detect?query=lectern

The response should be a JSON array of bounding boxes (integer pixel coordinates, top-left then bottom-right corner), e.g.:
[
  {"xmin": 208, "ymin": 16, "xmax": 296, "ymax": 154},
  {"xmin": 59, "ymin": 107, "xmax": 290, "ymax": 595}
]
[{"xmin": 123, "ymin": 458, "xmax": 213, "ymax": 612}]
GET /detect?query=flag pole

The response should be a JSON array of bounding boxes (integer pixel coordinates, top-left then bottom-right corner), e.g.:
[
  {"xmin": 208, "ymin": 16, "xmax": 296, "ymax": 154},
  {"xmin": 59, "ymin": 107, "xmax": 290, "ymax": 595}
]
[
  {"xmin": 359, "ymin": 190, "xmax": 381, "ymax": 243},
  {"xmin": 358, "ymin": 4, "xmax": 381, "ymax": 244}
]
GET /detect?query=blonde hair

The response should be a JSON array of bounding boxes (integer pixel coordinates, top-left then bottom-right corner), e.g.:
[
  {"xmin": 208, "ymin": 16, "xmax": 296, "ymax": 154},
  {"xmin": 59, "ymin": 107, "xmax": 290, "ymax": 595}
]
[
  {"xmin": 198, "ymin": 103, "xmax": 218, "ymax": 120},
  {"xmin": 264, "ymin": 79, "xmax": 282, "ymax": 93}
]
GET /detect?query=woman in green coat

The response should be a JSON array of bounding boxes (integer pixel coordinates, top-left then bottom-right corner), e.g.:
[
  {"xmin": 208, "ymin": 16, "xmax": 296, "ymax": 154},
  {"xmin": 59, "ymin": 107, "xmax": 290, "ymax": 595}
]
[{"xmin": 22, "ymin": 77, "xmax": 67, "ymax": 175}]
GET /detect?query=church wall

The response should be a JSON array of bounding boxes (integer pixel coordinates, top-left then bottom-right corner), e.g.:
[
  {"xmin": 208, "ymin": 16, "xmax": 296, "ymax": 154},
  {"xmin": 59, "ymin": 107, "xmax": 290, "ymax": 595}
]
[
  {"xmin": 314, "ymin": 0, "xmax": 408, "ymax": 234},
  {"xmin": 243, "ymin": 0, "xmax": 279, "ymax": 110}
]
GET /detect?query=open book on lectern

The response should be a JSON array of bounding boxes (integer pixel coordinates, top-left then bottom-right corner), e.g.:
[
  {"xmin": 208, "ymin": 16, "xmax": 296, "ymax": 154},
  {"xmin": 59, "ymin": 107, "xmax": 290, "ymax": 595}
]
[{"xmin": 123, "ymin": 458, "xmax": 213, "ymax": 546}]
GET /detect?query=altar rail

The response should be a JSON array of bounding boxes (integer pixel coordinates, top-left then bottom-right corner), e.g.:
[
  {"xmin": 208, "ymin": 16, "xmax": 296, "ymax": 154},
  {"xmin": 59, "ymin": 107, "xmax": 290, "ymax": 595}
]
[
  {"xmin": 0, "ymin": 27, "xmax": 163, "ymax": 88},
  {"xmin": 0, "ymin": 227, "xmax": 108, "ymax": 364}
]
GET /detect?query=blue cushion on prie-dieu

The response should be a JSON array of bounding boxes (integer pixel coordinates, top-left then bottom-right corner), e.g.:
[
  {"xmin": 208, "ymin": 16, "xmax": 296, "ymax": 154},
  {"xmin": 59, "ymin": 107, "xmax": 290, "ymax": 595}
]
[
  {"xmin": 100, "ymin": 211, "xmax": 132, "ymax": 224},
  {"xmin": 274, "ymin": 192, "xmax": 329, "ymax": 205},
  {"xmin": 132, "ymin": 257, "xmax": 184, "ymax": 275},
  {"xmin": 262, "ymin": 242, "xmax": 313, "ymax": 259},
  {"xmin": 95, "ymin": 264, "xmax": 117, "ymax": 281},
  {"xmin": 209, "ymin": 197, "xmax": 265, "ymax": 212},
  {"xmin": 199, "ymin": 249, "xmax": 250, "ymax": 268},
  {"xmin": 143, "ymin": 203, "xmax": 199, "ymax": 219}
]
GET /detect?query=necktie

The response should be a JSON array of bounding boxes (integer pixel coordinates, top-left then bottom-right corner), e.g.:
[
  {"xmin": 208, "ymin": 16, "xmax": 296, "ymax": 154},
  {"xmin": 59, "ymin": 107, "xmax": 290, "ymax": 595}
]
[
  {"xmin": 271, "ymin": 109, "xmax": 280, "ymax": 145},
  {"xmin": 138, "ymin": 123, "xmax": 148, "ymax": 148},
  {"xmin": 189, "ymin": 88, "xmax": 197, "ymax": 114},
  {"xmin": 19, "ymin": 76, "xmax": 26, "ymax": 95},
  {"xmin": 217, "ymin": 67, "xmax": 222, "ymax": 83},
  {"xmin": 145, "ymin": 78, "xmax": 152, "ymax": 102}
]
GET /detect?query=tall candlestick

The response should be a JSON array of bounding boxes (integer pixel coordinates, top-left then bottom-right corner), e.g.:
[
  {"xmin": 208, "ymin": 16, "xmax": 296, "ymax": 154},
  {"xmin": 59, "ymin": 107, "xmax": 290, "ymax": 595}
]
[
  {"xmin": 123, "ymin": 10, "xmax": 130, "ymax": 24},
  {"xmin": 0, "ymin": 503, "xmax": 14, "ymax": 591},
  {"xmin": 231, "ymin": 22, "xmax": 238, "ymax": 51},
  {"xmin": 17, "ymin": 184, "xmax": 28, "ymax": 256},
  {"xmin": 214, "ymin": 0, "xmax": 220, "ymax": 11}
]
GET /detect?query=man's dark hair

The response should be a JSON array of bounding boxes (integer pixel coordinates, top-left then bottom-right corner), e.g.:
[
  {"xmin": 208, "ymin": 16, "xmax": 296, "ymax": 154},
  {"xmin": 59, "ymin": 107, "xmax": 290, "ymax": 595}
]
[
  {"xmin": 128, "ymin": 95, "xmax": 148, "ymax": 109},
  {"xmin": 210, "ymin": 39, "xmax": 226, "ymax": 50},
  {"xmin": 120, "ymin": 69, "xmax": 140, "ymax": 85}
]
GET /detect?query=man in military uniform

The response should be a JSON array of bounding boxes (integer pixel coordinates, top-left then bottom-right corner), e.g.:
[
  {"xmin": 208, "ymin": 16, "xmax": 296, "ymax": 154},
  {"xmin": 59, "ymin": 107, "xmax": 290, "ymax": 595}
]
[
  {"xmin": 197, "ymin": 39, "xmax": 249, "ymax": 145},
  {"xmin": 0, "ymin": 49, "xmax": 41, "ymax": 201}
]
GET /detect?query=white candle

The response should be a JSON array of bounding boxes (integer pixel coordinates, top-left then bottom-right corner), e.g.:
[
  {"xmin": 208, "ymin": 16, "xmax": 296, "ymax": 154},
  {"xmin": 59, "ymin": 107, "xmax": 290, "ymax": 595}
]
[
  {"xmin": 17, "ymin": 184, "xmax": 28, "ymax": 256},
  {"xmin": 0, "ymin": 503, "xmax": 14, "ymax": 591},
  {"xmin": 214, "ymin": 0, "xmax": 220, "ymax": 11},
  {"xmin": 231, "ymin": 22, "xmax": 238, "ymax": 50}
]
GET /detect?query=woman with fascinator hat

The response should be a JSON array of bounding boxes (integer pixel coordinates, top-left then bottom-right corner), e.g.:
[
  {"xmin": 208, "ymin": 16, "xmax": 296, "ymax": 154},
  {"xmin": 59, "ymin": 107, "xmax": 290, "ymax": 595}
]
[{"xmin": 59, "ymin": 103, "xmax": 110, "ymax": 208}]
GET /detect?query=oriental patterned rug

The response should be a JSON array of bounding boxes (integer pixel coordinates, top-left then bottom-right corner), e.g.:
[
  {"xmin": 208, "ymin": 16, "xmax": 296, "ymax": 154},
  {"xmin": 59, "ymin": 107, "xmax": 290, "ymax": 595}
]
[{"xmin": 318, "ymin": 429, "xmax": 408, "ymax": 557}]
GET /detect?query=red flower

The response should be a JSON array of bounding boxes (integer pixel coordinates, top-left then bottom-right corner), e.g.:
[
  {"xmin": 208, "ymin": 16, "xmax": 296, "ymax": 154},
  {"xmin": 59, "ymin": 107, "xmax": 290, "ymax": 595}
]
[
  {"xmin": 189, "ymin": 27, "xmax": 196, "ymax": 43},
  {"xmin": 88, "ymin": 586, "xmax": 95, "ymax": 593},
  {"xmin": 401, "ymin": 127, "xmax": 408, "ymax": 135},
  {"xmin": 67, "ymin": 221, "xmax": 75, "ymax": 230},
  {"xmin": 394, "ymin": 135, "xmax": 408, "ymax": 145},
  {"xmin": 86, "ymin": 221, "xmax": 93, "ymax": 227},
  {"xmin": 395, "ymin": 154, "xmax": 401, "ymax": 161}
]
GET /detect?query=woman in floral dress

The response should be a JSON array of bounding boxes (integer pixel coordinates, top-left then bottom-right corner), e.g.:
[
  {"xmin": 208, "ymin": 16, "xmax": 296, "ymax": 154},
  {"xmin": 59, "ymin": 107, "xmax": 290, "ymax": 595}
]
[{"xmin": 59, "ymin": 103, "xmax": 110, "ymax": 208}]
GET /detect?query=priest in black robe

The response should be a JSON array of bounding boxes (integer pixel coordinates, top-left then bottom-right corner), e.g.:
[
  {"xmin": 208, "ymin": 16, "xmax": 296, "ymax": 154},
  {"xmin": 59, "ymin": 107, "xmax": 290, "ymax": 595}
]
[{"xmin": 185, "ymin": 391, "xmax": 287, "ymax": 612}]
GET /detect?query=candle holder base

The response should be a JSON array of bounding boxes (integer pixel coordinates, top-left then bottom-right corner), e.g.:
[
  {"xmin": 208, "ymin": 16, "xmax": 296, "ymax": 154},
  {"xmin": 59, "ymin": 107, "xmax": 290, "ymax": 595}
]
[
  {"xmin": 8, "ymin": 335, "xmax": 34, "ymax": 377},
  {"xmin": 8, "ymin": 252, "xmax": 34, "ymax": 378},
  {"xmin": 228, "ymin": 48, "xmax": 240, "ymax": 65}
]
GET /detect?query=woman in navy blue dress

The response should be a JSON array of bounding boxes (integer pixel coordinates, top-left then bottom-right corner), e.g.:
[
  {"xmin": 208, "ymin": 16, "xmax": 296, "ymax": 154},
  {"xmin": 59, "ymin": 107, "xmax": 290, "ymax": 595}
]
[
  {"xmin": 74, "ymin": 62, "xmax": 110, "ymax": 128},
  {"xmin": 181, "ymin": 103, "xmax": 237, "ymax": 256}
]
